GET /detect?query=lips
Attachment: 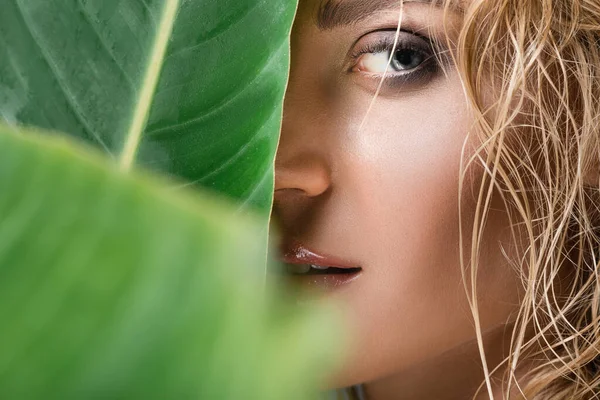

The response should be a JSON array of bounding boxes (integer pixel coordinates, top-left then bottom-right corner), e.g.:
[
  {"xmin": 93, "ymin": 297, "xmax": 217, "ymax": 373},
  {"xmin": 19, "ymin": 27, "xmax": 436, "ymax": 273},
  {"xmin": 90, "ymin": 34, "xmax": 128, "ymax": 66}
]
[{"xmin": 278, "ymin": 240, "xmax": 362, "ymax": 290}]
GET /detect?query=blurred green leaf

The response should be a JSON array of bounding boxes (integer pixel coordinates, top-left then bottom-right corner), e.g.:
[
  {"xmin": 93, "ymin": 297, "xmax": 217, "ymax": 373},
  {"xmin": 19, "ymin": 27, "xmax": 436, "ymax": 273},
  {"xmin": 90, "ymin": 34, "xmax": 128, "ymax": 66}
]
[
  {"xmin": 0, "ymin": 0, "xmax": 295, "ymax": 212},
  {"xmin": 0, "ymin": 124, "xmax": 337, "ymax": 399},
  {"xmin": 0, "ymin": 2, "xmax": 343, "ymax": 398}
]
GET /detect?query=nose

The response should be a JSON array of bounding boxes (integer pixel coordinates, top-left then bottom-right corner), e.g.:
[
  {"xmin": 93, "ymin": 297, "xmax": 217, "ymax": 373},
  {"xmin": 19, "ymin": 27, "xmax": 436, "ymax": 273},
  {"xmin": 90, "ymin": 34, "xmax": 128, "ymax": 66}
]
[
  {"xmin": 273, "ymin": 24, "xmax": 333, "ymax": 217},
  {"xmin": 273, "ymin": 121, "xmax": 332, "ymax": 231},
  {"xmin": 274, "ymin": 93, "xmax": 332, "ymax": 200},
  {"xmin": 274, "ymin": 152, "xmax": 331, "ymax": 198}
]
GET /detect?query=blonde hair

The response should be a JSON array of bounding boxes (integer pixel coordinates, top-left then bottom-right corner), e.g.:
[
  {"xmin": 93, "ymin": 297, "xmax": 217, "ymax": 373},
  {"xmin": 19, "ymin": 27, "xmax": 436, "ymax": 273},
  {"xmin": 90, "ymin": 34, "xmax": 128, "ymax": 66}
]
[
  {"xmin": 354, "ymin": 0, "xmax": 600, "ymax": 397},
  {"xmin": 448, "ymin": 0, "xmax": 600, "ymax": 398}
]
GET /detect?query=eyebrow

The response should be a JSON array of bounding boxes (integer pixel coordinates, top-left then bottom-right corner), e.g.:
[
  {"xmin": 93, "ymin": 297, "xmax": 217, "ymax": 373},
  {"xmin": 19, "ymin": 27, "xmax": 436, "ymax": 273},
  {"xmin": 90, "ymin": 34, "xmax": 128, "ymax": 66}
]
[{"xmin": 316, "ymin": 0, "xmax": 448, "ymax": 30}]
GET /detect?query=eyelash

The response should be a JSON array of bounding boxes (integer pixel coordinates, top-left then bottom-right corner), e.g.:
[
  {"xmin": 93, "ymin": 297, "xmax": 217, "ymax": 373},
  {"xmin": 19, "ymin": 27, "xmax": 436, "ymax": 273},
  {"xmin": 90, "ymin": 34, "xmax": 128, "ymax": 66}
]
[{"xmin": 348, "ymin": 31, "xmax": 442, "ymax": 89}]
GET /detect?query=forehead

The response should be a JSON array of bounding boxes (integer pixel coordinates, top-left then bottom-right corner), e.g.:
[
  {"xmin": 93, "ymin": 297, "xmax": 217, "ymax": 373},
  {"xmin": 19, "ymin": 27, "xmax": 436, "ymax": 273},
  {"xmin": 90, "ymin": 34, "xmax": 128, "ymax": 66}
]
[{"xmin": 300, "ymin": 0, "xmax": 466, "ymax": 29}]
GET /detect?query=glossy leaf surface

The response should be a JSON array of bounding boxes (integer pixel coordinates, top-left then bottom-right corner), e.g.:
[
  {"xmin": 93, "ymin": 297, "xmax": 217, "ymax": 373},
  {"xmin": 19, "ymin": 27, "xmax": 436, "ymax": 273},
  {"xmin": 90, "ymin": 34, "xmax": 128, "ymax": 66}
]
[{"xmin": 0, "ymin": 0, "xmax": 295, "ymax": 211}]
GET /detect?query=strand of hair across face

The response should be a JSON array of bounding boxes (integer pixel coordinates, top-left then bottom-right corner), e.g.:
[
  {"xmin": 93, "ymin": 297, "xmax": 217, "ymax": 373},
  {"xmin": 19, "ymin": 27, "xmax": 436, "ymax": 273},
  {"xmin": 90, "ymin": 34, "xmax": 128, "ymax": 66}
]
[{"xmin": 355, "ymin": 1, "xmax": 404, "ymax": 136}]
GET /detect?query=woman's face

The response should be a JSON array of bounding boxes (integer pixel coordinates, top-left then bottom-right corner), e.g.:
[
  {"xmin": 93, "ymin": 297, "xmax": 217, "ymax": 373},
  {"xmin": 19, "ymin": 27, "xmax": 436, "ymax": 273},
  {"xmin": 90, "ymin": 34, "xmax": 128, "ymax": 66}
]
[{"xmin": 273, "ymin": 0, "xmax": 523, "ymax": 388}]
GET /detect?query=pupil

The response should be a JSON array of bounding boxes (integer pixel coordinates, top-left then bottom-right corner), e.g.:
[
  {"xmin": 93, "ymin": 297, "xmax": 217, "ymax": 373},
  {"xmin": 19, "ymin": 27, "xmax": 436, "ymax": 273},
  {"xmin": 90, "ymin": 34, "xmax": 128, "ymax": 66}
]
[{"xmin": 393, "ymin": 49, "xmax": 423, "ymax": 70}]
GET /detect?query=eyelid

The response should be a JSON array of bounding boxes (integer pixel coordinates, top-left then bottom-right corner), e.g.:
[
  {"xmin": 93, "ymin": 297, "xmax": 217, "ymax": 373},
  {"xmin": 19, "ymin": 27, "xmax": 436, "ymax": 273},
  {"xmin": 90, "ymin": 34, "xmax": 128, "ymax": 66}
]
[
  {"xmin": 347, "ymin": 30, "xmax": 435, "ymax": 73},
  {"xmin": 348, "ymin": 27, "xmax": 437, "ymax": 54},
  {"xmin": 351, "ymin": 35, "xmax": 431, "ymax": 61},
  {"xmin": 348, "ymin": 25, "xmax": 456, "ymax": 72},
  {"xmin": 344, "ymin": 29, "xmax": 450, "ymax": 95}
]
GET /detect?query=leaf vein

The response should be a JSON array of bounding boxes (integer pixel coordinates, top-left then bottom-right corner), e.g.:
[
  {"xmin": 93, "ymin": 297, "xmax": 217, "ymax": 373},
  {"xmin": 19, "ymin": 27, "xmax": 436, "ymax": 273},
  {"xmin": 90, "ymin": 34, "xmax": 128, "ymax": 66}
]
[
  {"xmin": 147, "ymin": 40, "xmax": 287, "ymax": 137},
  {"xmin": 0, "ymin": 35, "xmax": 28, "ymax": 91},
  {"xmin": 119, "ymin": 0, "xmax": 180, "ymax": 170},
  {"xmin": 75, "ymin": 0, "xmax": 137, "ymax": 91},
  {"xmin": 137, "ymin": 0, "xmax": 158, "ymax": 26},
  {"xmin": 165, "ymin": 2, "xmax": 258, "ymax": 60},
  {"xmin": 237, "ymin": 168, "xmax": 272, "ymax": 211},
  {"xmin": 12, "ymin": 0, "xmax": 113, "ymax": 156}
]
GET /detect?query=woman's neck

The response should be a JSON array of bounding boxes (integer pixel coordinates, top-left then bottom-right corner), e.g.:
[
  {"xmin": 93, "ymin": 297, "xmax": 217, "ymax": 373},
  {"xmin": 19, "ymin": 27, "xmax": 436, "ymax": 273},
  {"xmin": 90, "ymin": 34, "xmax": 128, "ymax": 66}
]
[{"xmin": 363, "ymin": 324, "xmax": 533, "ymax": 400}]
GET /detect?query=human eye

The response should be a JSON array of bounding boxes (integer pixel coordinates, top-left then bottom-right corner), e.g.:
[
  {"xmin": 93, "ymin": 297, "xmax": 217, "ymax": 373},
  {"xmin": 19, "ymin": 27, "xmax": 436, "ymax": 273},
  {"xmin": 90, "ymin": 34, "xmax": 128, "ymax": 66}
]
[{"xmin": 347, "ymin": 30, "xmax": 443, "ymax": 91}]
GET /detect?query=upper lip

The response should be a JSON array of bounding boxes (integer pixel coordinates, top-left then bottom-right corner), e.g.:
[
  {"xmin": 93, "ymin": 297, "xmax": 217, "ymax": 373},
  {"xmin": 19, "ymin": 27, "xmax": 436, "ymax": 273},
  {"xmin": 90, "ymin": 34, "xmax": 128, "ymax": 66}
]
[{"xmin": 279, "ymin": 240, "xmax": 361, "ymax": 269}]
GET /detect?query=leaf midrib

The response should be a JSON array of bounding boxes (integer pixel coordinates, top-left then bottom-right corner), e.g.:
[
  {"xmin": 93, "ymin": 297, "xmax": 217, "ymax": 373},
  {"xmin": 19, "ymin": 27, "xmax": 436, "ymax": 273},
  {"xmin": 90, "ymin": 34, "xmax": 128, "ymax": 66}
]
[{"xmin": 118, "ymin": 0, "xmax": 180, "ymax": 171}]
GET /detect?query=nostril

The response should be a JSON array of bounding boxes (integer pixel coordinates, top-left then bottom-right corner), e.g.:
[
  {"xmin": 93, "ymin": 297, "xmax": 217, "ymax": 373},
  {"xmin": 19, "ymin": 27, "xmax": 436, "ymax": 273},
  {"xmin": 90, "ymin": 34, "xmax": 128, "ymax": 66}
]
[
  {"xmin": 274, "ymin": 155, "xmax": 331, "ymax": 197},
  {"xmin": 273, "ymin": 188, "xmax": 306, "ymax": 204}
]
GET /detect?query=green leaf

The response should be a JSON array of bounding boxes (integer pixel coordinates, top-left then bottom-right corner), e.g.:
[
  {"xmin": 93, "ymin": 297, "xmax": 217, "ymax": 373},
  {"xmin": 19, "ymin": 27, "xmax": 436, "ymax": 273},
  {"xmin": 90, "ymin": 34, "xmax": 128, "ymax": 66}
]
[
  {"xmin": 0, "ymin": 124, "xmax": 338, "ymax": 399},
  {"xmin": 0, "ymin": 0, "xmax": 296, "ymax": 212}
]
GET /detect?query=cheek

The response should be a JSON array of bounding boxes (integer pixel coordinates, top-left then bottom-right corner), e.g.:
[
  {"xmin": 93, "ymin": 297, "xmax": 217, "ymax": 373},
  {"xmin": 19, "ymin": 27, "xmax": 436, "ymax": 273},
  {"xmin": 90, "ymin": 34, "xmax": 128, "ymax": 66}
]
[
  {"xmin": 329, "ymin": 81, "xmax": 522, "ymax": 384},
  {"xmin": 341, "ymin": 83, "xmax": 471, "ymax": 266}
]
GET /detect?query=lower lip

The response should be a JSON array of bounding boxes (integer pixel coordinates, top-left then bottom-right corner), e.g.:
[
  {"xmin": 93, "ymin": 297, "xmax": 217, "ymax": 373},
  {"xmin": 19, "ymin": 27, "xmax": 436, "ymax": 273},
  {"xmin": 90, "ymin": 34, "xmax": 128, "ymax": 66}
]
[{"xmin": 286, "ymin": 270, "xmax": 362, "ymax": 291}]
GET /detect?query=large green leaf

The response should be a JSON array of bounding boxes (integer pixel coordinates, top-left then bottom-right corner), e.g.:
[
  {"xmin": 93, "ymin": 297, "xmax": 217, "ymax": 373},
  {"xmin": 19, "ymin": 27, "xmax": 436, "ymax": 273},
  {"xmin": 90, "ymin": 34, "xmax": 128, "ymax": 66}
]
[
  {"xmin": 0, "ymin": 0, "xmax": 295, "ymax": 212},
  {"xmin": 0, "ymin": 124, "xmax": 337, "ymax": 399}
]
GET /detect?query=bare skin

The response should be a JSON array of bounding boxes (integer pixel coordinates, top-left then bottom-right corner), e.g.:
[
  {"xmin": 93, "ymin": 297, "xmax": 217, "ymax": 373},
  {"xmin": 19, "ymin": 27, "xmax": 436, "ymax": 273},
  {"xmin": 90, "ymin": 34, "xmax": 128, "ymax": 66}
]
[{"xmin": 272, "ymin": 1, "xmax": 528, "ymax": 399}]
